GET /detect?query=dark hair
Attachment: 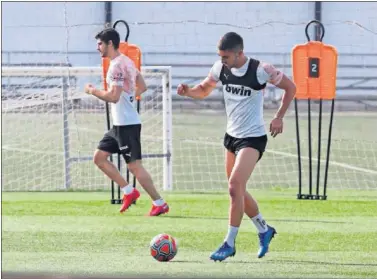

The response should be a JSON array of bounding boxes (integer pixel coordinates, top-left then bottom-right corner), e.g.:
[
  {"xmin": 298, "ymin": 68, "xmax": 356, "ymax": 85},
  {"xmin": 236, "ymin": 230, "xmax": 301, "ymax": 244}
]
[
  {"xmin": 95, "ymin": 28, "xmax": 120, "ymax": 49},
  {"xmin": 217, "ymin": 32, "xmax": 244, "ymax": 52}
]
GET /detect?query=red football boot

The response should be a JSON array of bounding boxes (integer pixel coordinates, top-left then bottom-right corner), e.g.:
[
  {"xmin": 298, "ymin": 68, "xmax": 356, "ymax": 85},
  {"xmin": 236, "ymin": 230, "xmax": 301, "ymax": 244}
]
[
  {"xmin": 148, "ymin": 203, "xmax": 169, "ymax": 216},
  {"xmin": 119, "ymin": 188, "xmax": 140, "ymax": 213}
]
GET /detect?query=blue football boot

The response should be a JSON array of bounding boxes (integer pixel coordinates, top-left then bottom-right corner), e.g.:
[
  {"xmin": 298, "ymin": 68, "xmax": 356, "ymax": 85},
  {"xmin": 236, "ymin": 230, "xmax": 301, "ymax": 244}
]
[
  {"xmin": 209, "ymin": 242, "xmax": 236, "ymax": 262},
  {"xmin": 257, "ymin": 225, "xmax": 277, "ymax": 258}
]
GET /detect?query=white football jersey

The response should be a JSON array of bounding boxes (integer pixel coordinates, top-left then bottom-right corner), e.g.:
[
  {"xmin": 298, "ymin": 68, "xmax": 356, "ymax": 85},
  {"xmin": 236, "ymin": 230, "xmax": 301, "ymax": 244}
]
[
  {"xmin": 106, "ymin": 54, "xmax": 141, "ymax": 126},
  {"xmin": 208, "ymin": 57, "xmax": 283, "ymax": 138}
]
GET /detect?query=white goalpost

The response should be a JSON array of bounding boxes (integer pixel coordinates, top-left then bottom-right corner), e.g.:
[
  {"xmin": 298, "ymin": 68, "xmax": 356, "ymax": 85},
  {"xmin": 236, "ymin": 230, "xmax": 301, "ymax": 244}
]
[{"xmin": 2, "ymin": 66, "xmax": 173, "ymax": 192}]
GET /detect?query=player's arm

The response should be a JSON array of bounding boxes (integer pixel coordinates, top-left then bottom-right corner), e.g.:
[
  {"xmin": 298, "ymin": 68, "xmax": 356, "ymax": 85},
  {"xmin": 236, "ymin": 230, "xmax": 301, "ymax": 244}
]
[
  {"xmin": 259, "ymin": 62, "xmax": 296, "ymax": 137},
  {"xmin": 261, "ymin": 63, "xmax": 296, "ymax": 119},
  {"xmin": 177, "ymin": 61, "xmax": 220, "ymax": 99},
  {"xmin": 273, "ymin": 74, "xmax": 296, "ymax": 120},
  {"xmin": 177, "ymin": 77, "xmax": 217, "ymax": 99},
  {"xmin": 85, "ymin": 84, "xmax": 122, "ymax": 103},
  {"xmin": 85, "ymin": 63, "xmax": 124, "ymax": 103},
  {"xmin": 135, "ymin": 70, "xmax": 147, "ymax": 98}
]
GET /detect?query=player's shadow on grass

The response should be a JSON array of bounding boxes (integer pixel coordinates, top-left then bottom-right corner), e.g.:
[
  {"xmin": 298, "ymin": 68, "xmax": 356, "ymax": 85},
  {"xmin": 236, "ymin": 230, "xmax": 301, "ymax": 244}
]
[
  {"xmin": 162, "ymin": 215, "xmax": 348, "ymax": 224},
  {"xmin": 270, "ymin": 218, "xmax": 348, "ymax": 224},
  {"xmin": 270, "ymin": 259, "xmax": 377, "ymax": 267},
  {"xmin": 168, "ymin": 260, "xmax": 204, "ymax": 264},
  {"xmin": 165, "ymin": 259, "xmax": 377, "ymax": 267},
  {"xmin": 225, "ymin": 259, "xmax": 377, "ymax": 267},
  {"xmin": 162, "ymin": 215, "xmax": 228, "ymax": 220}
]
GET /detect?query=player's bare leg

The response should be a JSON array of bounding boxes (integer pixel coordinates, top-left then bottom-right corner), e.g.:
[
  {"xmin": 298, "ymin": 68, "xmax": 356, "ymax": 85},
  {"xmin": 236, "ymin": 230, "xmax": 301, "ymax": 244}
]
[
  {"xmin": 225, "ymin": 150, "xmax": 260, "ymax": 217},
  {"xmin": 93, "ymin": 149, "xmax": 138, "ymax": 212},
  {"xmin": 243, "ymin": 192, "xmax": 259, "ymax": 217},
  {"xmin": 228, "ymin": 149, "xmax": 277, "ymax": 258},
  {"xmin": 229, "ymin": 148, "xmax": 259, "ymax": 225},
  {"xmin": 127, "ymin": 160, "xmax": 161, "ymax": 199},
  {"xmin": 127, "ymin": 160, "xmax": 169, "ymax": 216},
  {"xmin": 244, "ymin": 190, "xmax": 276, "ymax": 258},
  {"xmin": 210, "ymin": 148, "xmax": 276, "ymax": 261},
  {"xmin": 93, "ymin": 149, "xmax": 129, "ymax": 188},
  {"xmin": 227, "ymin": 149, "xmax": 276, "ymax": 258},
  {"xmin": 211, "ymin": 148, "xmax": 258, "ymax": 261}
]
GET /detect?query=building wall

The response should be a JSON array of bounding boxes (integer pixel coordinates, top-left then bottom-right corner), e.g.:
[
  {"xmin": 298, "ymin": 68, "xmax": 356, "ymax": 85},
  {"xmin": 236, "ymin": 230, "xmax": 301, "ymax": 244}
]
[
  {"xmin": 3, "ymin": 2, "xmax": 376, "ymax": 57},
  {"xmin": 2, "ymin": 2, "xmax": 377, "ymax": 96}
]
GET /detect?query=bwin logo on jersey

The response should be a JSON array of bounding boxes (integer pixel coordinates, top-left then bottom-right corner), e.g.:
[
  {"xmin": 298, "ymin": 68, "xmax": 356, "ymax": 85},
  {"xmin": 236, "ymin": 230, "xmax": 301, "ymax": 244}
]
[{"xmin": 224, "ymin": 84, "xmax": 255, "ymax": 97}]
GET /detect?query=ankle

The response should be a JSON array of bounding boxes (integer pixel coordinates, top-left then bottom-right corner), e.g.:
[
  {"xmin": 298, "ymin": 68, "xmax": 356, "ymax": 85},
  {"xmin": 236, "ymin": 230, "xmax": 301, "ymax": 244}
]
[
  {"xmin": 122, "ymin": 184, "xmax": 134, "ymax": 195},
  {"xmin": 224, "ymin": 225, "xmax": 239, "ymax": 247},
  {"xmin": 152, "ymin": 198, "xmax": 165, "ymax": 206}
]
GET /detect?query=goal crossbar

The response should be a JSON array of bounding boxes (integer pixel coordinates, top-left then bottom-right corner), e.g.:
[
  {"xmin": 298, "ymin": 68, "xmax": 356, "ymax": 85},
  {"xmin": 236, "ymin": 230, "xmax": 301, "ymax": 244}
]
[{"xmin": 2, "ymin": 66, "xmax": 171, "ymax": 77}]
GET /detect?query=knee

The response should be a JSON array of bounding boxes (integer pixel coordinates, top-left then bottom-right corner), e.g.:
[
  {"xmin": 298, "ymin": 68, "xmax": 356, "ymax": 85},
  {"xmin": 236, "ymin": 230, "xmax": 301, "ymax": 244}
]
[
  {"xmin": 127, "ymin": 161, "xmax": 142, "ymax": 176},
  {"xmin": 228, "ymin": 177, "xmax": 245, "ymax": 200},
  {"xmin": 93, "ymin": 150, "xmax": 108, "ymax": 168}
]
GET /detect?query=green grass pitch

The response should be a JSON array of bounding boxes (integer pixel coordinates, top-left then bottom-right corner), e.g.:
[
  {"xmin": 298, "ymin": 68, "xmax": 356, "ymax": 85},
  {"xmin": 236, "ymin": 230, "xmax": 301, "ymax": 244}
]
[{"xmin": 2, "ymin": 189, "xmax": 377, "ymax": 278}]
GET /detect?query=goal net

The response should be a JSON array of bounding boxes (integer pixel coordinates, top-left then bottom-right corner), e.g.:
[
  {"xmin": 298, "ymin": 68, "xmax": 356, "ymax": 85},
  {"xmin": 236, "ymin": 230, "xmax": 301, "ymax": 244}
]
[{"xmin": 2, "ymin": 66, "xmax": 172, "ymax": 192}]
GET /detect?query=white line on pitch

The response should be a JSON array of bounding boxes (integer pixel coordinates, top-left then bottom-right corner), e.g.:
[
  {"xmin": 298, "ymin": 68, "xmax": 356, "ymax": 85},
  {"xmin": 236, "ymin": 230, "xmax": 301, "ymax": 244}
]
[
  {"xmin": 265, "ymin": 149, "xmax": 377, "ymax": 175},
  {"xmin": 186, "ymin": 139, "xmax": 377, "ymax": 175}
]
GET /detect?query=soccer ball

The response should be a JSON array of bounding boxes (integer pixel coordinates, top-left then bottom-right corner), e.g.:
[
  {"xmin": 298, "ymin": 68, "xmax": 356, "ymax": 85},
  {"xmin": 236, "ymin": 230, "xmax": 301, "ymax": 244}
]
[{"xmin": 150, "ymin": 233, "xmax": 178, "ymax": 262}]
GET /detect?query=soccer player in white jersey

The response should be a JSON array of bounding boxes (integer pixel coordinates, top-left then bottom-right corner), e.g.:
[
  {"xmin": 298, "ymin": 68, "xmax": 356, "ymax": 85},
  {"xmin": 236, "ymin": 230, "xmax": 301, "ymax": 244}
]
[
  {"xmin": 177, "ymin": 32, "xmax": 296, "ymax": 261},
  {"xmin": 84, "ymin": 28, "xmax": 169, "ymax": 216}
]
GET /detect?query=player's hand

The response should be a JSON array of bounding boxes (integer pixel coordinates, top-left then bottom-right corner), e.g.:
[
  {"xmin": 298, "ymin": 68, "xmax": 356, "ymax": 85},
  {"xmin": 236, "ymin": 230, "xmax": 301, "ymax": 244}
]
[
  {"xmin": 270, "ymin": 117, "xmax": 283, "ymax": 138},
  {"xmin": 85, "ymin": 83, "xmax": 95, "ymax": 95},
  {"xmin": 177, "ymin": 84, "xmax": 190, "ymax": 96}
]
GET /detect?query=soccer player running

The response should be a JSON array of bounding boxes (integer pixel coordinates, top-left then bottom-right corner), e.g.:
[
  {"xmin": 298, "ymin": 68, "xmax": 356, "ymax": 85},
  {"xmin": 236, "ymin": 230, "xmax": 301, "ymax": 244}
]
[
  {"xmin": 85, "ymin": 28, "xmax": 169, "ymax": 216},
  {"xmin": 177, "ymin": 32, "xmax": 296, "ymax": 261}
]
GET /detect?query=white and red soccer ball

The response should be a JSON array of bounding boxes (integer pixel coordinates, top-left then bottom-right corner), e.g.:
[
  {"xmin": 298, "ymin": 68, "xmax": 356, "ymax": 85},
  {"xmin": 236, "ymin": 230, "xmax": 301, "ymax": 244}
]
[{"xmin": 150, "ymin": 233, "xmax": 178, "ymax": 262}]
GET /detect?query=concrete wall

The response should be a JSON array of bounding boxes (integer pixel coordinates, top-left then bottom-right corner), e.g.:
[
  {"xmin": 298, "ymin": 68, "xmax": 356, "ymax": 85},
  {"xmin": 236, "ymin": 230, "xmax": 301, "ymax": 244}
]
[
  {"xmin": 2, "ymin": 2, "xmax": 377, "ymax": 97},
  {"xmin": 3, "ymin": 2, "xmax": 376, "ymax": 58}
]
